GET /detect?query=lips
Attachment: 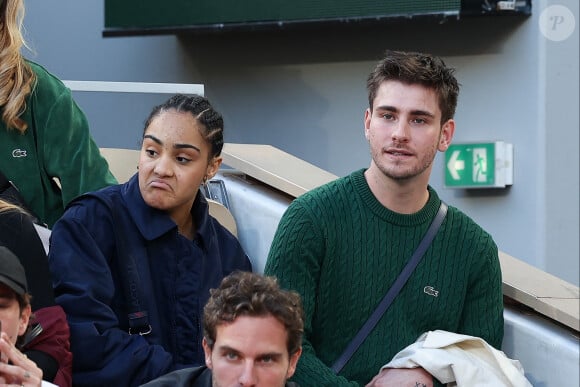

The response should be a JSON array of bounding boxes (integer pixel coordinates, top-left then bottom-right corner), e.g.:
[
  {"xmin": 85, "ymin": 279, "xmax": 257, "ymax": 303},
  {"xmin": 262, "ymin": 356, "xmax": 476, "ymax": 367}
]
[
  {"xmin": 149, "ymin": 179, "xmax": 172, "ymax": 191},
  {"xmin": 385, "ymin": 147, "xmax": 413, "ymax": 156}
]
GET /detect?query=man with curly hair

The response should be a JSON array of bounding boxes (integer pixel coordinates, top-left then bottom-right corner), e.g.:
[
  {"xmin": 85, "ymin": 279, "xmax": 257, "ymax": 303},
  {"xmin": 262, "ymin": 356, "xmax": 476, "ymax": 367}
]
[{"xmin": 143, "ymin": 271, "xmax": 303, "ymax": 387}]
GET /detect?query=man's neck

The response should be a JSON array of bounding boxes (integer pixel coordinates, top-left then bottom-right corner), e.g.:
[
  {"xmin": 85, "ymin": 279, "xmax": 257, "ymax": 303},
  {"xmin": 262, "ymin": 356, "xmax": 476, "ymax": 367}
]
[{"xmin": 364, "ymin": 168, "xmax": 430, "ymax": 214}]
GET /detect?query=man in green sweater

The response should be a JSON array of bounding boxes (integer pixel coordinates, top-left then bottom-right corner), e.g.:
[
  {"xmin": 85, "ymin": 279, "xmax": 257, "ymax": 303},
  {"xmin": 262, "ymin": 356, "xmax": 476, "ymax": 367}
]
[{"xmin": 264, "ymin": 50, "xmax": 504, "ymax": 386}]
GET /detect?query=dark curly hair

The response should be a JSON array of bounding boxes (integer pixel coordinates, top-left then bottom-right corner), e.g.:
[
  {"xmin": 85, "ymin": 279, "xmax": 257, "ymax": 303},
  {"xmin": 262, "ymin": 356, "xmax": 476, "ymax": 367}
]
[{"xmin": 203, "ymin": 271, "xmax": 304, "ymax": 356}]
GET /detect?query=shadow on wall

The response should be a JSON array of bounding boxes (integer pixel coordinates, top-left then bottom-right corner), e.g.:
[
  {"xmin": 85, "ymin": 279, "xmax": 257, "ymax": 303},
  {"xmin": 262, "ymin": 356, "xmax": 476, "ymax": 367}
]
[
  {"xmin": 177, "ymin": 15, "xmax": 529, "ymax": 66},
  {"xmin": 180, "ymin": 48, "xmax": 333, "ymax": 172}
]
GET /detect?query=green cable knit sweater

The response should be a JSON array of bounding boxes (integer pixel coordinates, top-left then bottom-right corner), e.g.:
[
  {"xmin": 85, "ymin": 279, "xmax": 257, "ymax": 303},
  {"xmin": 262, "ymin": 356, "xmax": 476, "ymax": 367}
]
[{"xmin": 265, "ymin": 169, "xmax": 504, "ymax": 386}]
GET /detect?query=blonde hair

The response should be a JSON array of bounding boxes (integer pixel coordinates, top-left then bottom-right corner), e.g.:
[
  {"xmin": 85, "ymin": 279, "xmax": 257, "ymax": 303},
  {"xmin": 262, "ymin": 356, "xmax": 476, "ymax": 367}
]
[
  {"xmin": 0, "ymin": 0, "xmax": 36, "ymax": 133},
  {"xmin": 0, "ymin": 198, "xmax": 27, "ymax": 213}
]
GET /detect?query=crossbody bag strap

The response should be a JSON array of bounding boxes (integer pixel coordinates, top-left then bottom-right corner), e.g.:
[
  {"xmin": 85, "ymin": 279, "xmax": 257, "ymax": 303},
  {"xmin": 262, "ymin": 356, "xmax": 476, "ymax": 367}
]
[
  {"xmin": 110, "ymin": 203, "xmax": 151, "ymax": 336},
  {"xmin": 116, "ymin": 236, "xmax": 151, "ymax": 336},
  {"xmin": 331, "ymin": 201, "xmax": 448, "ymax": 374}
]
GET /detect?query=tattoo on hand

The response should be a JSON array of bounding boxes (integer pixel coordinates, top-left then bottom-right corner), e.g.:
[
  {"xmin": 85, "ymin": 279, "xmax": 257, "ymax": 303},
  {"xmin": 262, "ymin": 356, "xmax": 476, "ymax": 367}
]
[{"xmin": 414, "ymin": 383, "xmax": 427, "ymax": 387}]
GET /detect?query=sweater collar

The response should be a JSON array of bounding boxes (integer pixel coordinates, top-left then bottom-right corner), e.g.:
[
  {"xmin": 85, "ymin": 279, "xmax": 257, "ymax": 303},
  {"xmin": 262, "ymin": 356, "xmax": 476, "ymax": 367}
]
[{"xmin": 351, "ymin": 168, "xmax": 441, "ymax": 227}]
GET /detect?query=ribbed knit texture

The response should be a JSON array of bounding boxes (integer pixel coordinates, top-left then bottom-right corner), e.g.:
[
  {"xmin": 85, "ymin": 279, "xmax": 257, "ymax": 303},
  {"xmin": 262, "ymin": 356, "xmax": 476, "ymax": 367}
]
[{"xmin": 265, "ymin": 169, "xmax": 504, "ymax": 387}]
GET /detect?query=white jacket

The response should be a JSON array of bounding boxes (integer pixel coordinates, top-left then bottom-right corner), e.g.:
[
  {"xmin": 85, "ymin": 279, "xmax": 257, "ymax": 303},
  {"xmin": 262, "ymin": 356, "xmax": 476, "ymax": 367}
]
[{"xmin": 383, "ymin": 330, "xmax": 532, "ymax": 387}]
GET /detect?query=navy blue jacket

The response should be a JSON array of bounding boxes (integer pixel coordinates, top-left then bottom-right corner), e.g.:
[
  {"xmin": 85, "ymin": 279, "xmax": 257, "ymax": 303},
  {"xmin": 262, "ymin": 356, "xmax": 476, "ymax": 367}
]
[{"xmin": 48, "ymin": 174, "xmax": 252, "ymax": 386}]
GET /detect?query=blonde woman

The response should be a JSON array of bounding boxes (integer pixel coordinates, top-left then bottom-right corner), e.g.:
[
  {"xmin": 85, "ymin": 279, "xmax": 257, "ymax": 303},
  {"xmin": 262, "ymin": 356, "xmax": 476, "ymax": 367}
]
[{"xmin": 0, "ymin": 0, "xmax": 116, "ymax": 228}]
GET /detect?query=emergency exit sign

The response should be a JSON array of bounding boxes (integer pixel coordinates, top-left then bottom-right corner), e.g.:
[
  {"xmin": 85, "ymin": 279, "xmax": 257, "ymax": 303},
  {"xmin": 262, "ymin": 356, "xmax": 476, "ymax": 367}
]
[{"xmin": 445, "ymin": 141, "xmax": 513, "ymax": 188}]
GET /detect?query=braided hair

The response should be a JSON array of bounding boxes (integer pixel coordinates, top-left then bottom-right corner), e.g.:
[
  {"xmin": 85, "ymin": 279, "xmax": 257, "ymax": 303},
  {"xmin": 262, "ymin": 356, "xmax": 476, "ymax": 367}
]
[{"xmin": 143, "ymin": 94, "xmax": 224, "ymax": 160}]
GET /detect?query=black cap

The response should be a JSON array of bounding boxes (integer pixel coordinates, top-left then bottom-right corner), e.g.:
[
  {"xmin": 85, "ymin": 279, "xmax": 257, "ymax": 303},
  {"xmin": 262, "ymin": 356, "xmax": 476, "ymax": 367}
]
[{"xmin": 0, "ymin": 246, "xmax": 28, "ymax": 297}]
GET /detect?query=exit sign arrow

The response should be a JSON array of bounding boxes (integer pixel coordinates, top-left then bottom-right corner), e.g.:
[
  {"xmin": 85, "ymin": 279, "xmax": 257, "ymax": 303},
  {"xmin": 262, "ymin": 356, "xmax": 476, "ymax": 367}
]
[{"xmin": 447, "ymin": 150, "xmax": 464, "ymax": 180}]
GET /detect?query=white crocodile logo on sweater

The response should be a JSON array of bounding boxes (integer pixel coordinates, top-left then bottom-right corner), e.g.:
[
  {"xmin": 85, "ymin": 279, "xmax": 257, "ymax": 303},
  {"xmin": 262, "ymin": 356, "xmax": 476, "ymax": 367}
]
[
  {"xmin": 423, "ymin": 286, "xmax": 439, "ymax": 297},
  {"xmin": 12, "ymin": 149, "xmax": 27, "ymax": 158}
]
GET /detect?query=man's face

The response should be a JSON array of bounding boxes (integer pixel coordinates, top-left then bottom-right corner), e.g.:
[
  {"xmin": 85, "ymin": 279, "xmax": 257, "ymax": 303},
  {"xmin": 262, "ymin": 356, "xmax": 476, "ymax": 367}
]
[
  {"xmin": 364, "ymin": 80, "xmax": 454, "ymax": 184},
  {"xmin": 203, "ymin": 315, "xmax": 301, "ymax": 387},
  {"xmin": 0, "ymin": 284, "xmax": 30, "ymax": 346}
]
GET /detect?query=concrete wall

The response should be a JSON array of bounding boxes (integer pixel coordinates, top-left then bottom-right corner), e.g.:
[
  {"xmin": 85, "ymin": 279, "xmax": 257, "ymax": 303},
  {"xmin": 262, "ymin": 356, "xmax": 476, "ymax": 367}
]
[{"xmin": 24, "ymin": 0, "xmax": 579, "ymax": 285}]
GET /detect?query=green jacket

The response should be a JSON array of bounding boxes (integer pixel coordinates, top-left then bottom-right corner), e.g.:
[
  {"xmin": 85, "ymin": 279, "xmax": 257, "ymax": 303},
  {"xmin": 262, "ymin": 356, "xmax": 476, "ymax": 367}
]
[
  {"xmin": 265, "ymin": 169, "xmax": 504, "ymax": 386},
  {"xmin": 1, "ymin": 61, "xmax": 117, "ymax": 227}
]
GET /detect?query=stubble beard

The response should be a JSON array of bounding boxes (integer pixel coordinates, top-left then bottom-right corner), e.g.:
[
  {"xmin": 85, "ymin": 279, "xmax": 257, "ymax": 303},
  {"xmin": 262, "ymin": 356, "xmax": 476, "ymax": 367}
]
[{"xmin": 372, "ymin": 144, "xmax": 437, "ymax": 182}]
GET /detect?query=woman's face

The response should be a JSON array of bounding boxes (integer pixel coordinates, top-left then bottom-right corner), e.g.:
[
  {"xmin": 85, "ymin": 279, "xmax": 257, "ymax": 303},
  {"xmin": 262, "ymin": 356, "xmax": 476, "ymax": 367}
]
[
  {"xmin": 138, "ymin": 109, "xmax": 221, "ymax": 220},
  {"xmin": 0, "ymin": 284, "xmax": 30, "ymax": 346}
]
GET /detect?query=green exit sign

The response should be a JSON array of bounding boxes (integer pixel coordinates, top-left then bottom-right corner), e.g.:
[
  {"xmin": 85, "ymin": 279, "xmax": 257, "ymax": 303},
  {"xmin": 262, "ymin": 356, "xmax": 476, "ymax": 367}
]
[{"xmin": 445, "ymin": 141, "xmax": 513, "ymax": 189}]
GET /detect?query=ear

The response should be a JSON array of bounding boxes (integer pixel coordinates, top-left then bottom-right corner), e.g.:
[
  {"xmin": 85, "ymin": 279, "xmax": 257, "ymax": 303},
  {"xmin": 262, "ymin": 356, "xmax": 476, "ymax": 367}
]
[
  {"xmin": 18, "ymin": 304, "xmax": 32, "ymax": 337},
  {"xmin": 205, "ymin": 156, "xmax": 223, "ymax": 181},
  {"xmin": 286, "ymin": 347, "xmax": 302, "ymax": 379},
  {"xmin": 202, "ymin": 337, "xmax": 213, "ymax": 369},
  {"xmin": 364, "ymin": 108, "xmax": 372, "ymax": 140},
  {"xmin": 438, "ymin": 119, "xmax": 455, "ymax": 152}
]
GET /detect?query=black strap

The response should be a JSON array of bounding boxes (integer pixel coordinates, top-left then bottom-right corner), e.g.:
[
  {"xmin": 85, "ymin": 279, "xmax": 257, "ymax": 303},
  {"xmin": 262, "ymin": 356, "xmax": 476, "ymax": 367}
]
[
  {"xmin": 79, "ymin": 193, "xmax": 152, "ymax": 335},
  {"xmin": 110, "ymin": 204, "xmax": 151, "ymax": 336},
  {"xmin": 331, "ymin": 201, "xmax": 448, "ymax": 374}
]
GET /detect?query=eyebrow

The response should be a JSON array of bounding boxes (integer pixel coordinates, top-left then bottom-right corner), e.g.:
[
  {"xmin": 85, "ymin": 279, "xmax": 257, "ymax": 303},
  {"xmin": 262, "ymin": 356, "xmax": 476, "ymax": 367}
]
[
  {"xmin": 218, "ymin": 345, "xmax": 284, "ymax": 359},
  {"xmin": 144, "ymin": 134, "xmax": 201, "ymax": 153},
  {"xmin": 375, "ymin": 105, "xmax": 436, "ymax": 118},
  {"xmin": 217, "ymin": 345, "xmax": 242, "ymax": 357}
]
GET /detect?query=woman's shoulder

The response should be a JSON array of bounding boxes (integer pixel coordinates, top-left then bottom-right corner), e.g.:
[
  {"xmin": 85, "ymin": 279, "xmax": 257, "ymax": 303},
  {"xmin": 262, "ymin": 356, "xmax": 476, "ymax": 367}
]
[
  {"xmin": 63, "ymin": 184, "xmax": 125, "ymax": 219},
  {"xmin": 25, "ymin": 60, "xmax": 70, "ymax": 100},
  {"xmin": 26, "ymin": 61, "xmax": 64, "ymax": 84}
]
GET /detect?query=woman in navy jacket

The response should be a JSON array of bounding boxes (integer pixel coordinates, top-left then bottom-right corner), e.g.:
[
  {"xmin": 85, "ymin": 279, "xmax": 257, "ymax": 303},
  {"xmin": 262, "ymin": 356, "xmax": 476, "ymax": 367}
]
[{"xmin": 48, "ymin": 94, "xmax": 252, "ymax": 387}]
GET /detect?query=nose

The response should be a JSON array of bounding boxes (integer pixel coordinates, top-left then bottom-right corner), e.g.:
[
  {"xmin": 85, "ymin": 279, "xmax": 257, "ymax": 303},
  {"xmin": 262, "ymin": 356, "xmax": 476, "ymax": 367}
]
[
  {"xmin": 153, "ymin": 154, "xmax": 173, "ymax": 177},
  {"xmin": 238, "ymin": 361, "xmax": 257, "ymax": 386},
  {"xmin": 391, "ymin": 120, "xmax": 410, "ymax": 142}
]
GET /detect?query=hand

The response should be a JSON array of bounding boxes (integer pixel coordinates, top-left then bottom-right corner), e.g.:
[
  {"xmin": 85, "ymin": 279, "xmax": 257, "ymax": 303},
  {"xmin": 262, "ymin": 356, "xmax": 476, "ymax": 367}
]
[
  {"xmin": 365, "ymin": 367, "xmax": 433, "ymax": 387},
  {"xmin": 0, "ymin": 333, "xmax": 42, "ymax": 387}
]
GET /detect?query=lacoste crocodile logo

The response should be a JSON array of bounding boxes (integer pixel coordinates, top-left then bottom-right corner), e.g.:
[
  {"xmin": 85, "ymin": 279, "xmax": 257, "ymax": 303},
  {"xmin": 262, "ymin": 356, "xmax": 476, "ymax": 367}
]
[
  {"xmin": 423, "ymin": 286, "xmax": 439, "ymax": 297},
  {"xmin": 12, "ymin": 149, "xmax": 27, "ymax": 158}
]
